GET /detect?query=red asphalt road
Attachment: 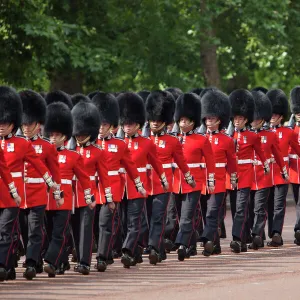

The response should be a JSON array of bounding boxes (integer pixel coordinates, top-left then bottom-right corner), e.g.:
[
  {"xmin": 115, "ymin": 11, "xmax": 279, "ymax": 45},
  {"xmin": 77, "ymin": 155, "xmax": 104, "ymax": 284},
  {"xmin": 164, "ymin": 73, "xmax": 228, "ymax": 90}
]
[{"xmin": 1, "ymin": 205, "xmax": 300, "ymax": 300}]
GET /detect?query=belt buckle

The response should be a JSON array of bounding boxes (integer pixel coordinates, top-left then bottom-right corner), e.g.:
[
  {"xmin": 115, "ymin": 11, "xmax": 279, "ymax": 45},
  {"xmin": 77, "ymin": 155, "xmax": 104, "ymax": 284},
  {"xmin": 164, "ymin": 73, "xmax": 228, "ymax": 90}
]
[
  {"xmin": 24, "ymin": 177, "xmax": 28, "ymax": 183},
  {"xmin": 253, "ymin": 160, "xmax": 258, "ymax": 166}
]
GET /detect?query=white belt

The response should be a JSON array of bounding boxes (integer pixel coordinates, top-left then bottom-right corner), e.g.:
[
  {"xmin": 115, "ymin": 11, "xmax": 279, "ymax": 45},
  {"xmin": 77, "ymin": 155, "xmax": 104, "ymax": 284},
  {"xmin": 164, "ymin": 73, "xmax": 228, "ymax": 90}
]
[
  {"xmin": 200, "ymin": 163, "xmax": 206, "ymax": 168},
  {"xmin": 119, "ymin": 168, "xmax": 126, "ymax": 173},
  {"xmin": 26, "ymin": 178, "xmax": 44, "ymax": 184},
  {"xmin": 11, "ymin": 172, "xmax": 22, "ymax": 178},
  {"xmin": 172, "ymin": 163, "xmax": 178, "ymax": 168},
  {"xmin": 238, "ymin": 159, "xmax": 253, "ymax": 165},
  {"xmin": 253, "ymin": 158, "xmax": 272, "ymax": 166},
  {"xmin": 216, "ymin": 163, "xmax": 226, "ymax": 168},
  {"xmin": 108, "ymin": 171, "xmax": 119, "ymax": 176},
  {"xmin": 61, "ymin": 179, "xmax": 72, "ymax": 185},
  {"xmin": 90, "ymin": 176, "xmax": 96, "ymax": 181},
  {"xmin": 283, "ymin": 156, "xmax": 289, "ymax": 162},
  {"xmin": 187, "ymin": 163, "xmax": 202, "ymax": 168},
  {"xmin": 162, "ymin": 164, "xmax": 173, "ymax": 169},
  {"xmin": 137, "ymin": 167, "xmax": 147, "ymax": 173},
  {"xmin": 289, "ymin": 154, "xmax": 299, "ymax": 159}
]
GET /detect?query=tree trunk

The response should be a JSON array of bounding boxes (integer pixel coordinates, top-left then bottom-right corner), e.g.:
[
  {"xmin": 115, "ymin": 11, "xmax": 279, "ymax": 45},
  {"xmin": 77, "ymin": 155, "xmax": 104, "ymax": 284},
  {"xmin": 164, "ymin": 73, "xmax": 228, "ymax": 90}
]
[
  {"xmin": 50, "ymin": 70, "xmax": 83, "ymax": 94},
  {"xmin": 200, "ymin": 0, "xmax": 221, "ymax": 88}
]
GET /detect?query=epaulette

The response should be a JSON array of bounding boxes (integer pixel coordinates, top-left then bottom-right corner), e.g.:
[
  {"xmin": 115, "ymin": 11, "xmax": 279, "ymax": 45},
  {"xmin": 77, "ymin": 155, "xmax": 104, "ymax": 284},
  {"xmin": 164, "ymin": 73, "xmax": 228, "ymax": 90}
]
[
  {"xmin": 41, "ymin": 137, "xmax": 51, "ymax": 143},
  {"xmin": 15, "ymin": 134, "xmax": 26, "ymax": 139},
  {"xmin": 114, "ymin": 137, "xmax": 125, "ymax": 141},
  {"xmin": 92, "ymin": 144, "xmax": 102, "ymax": 150},
  {"xmin": 220, "ymin": 132, "xmax": 233, "ymax": 139},
  {"xmin": 195, "ymin": 132, "xmax": 206, "ymax": 137}
]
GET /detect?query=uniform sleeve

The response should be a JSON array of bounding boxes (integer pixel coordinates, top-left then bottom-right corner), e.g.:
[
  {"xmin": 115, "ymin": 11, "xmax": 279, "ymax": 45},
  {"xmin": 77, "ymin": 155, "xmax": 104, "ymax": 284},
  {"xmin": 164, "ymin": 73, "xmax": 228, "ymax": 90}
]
[
  {"xmin": 226, "ymin": 138, "xmax": 237, "ymax": 174},
  {"xmin": 73, "ymin": 153, "xmax": 92, "ymax": 192},
  {"xmin": 120, "ymin": 144, "xmax": 140, "ymax": 181},
  {"xmin": 96, "ymin": 148, "xmax": 112, "ymax": 190},
  {"xmin": 44, "ymin": 143, "xmax": 61, "ymax": 184},
  {"xmin": 146, "ymin": 140, "xmax": 164, "ymax": 177},
  {"xmin": 271, "ymin": 133, "xmax": 285, "ymax": 170},
  {"xmin": 253, "ymin": 135, "xmax": 267, "ymax": 164},
  {"xmin": 0, "ymin": 147, "xmax": 14, "ymax": 187},
  {"xmin": 289, "ymin": 130, "xmax": 300, "ymax": 157},
  {"xmin": 173, "ymin": 138, "xmax": 190, "ymax": 174},
  {"xmin": 201, "ymin": 137, "xmax": 215, "ymax": 175}
]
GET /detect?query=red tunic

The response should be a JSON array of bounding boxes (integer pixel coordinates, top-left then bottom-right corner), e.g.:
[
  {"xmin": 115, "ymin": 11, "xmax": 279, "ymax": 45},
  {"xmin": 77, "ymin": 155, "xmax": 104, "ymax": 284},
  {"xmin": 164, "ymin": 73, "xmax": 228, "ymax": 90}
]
[
  {"xmin": 75, "ymin": 142, "xmax": 112, "ymax": 207},
  {"xmin": 22, "ymin": 135, "xmax": 61, "ymax": 209},
  {"xmin": 124, "ymin": 134, "xmax": 164, "ymax": 200},
  {"xmin": 0, "ymin": 134, "xmax": 54, "ymax": 208},
  {"xmin": 270, "ymin": 125, "xmax": 300, "ymax": 185},
  {"xmin": 0, "ymin": 147, "xmax": 14, "ymax": 191},
  {"xmin": 150, "ymin": 131, "xmax": 190, "ymax": 195},
  {"xmin": 251, "ymin": 129, "xmax": 285, "ymax": 190},
  {"xmin": 96, "ymin": 135, "xmax": 140, "ymax": 202},
  {"xmin": 173, "ymin": 131, "xmax": 215, "ymax": 194},
  {"xmin": 205, "ymin": 131, "xmax": 236, "ymax": 194},
  {"xmin": 47, "ymin": 147, "xmax": 92, "ymax": 211},
  {"xmin": 289, "ymin": 124, "xmax": 300, "ymax": 184},
  {"xmin": 234, "ymin": 129, "xmax": 267, "ymax": 189}
]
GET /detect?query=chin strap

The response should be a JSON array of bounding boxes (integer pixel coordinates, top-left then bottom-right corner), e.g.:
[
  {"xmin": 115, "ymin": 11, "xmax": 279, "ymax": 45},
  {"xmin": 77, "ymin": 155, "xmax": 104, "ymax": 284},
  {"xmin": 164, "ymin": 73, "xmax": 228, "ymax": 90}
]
[
  {"xmin": 22, "ymin": 123, "xmax": 40, "ymax": 138},
  {"xmin": 76, "ymin": 135, "xmax": 91, "ymax": 145},
  {"xmin": 150, "ymin": 122, "xmax": 165, "ymax": 133},
  {"xmin": 252, "ymin": 120, "xmax": 264, "ymax": 130}
]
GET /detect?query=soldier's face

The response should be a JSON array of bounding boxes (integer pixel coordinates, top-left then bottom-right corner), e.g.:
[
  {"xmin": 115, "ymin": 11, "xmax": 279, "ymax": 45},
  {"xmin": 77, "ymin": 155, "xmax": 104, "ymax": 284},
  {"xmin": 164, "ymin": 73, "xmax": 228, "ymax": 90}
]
[
  {"xmin": 234, "ymin": 116, "xmax": 247, "ymax": 129},
  {"xmin": 22, "ymin": 122, "xmax": 41, "ymax": 138},
  {"xmin": 295, "ymin": 113, "xmax": 300, "ymax": 122},
  {"xmin": 270, "ymin": 114, "xmax": 282, "ymax": 126},
  {"xmin": 251, "ymin": 119, "xmax": 263, "ymax": 129},
  {"xmin": 0, "ymin": 123, "xmax": 13, "ymax": 137},
  {"xmin": 150, "ymin": 120, "xmax": 164, "ymax": 131},
  {"xmin": 99, "ymin": 123, "xmax": 111, "ymax": 137},
  {"xmin": 49, "ymin": 132, "xmax": 65, "ymax": 146},
  {"xmin": 123, "ymin": 123, "xmax": 139, "ymax": 136},
  {"xmin": 167, "ymin": 122, "xmax": 174, "ymax": 132},
  {"xmin": 205, "ymin": 117, "xmax": 220, "ymax": 129},
  {"xmin": 179, "ymin": 117, "xmax": 194, "ymax": 133}
]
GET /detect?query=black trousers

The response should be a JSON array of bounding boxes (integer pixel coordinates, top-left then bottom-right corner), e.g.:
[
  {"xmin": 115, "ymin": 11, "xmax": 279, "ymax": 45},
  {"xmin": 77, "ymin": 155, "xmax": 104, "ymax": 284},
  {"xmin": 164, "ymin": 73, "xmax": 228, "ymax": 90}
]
[
  {"xmin": 202, "ymin": 192, "xmax": 225, "ymax": 243},
  {"xmin": 148, "ymin": 193, "xmax": 170, "ymax": 253},
  {"xmin": 0, "ymin": 208, "xmax": 19, "ymax": 269},
  {"xmin": 97, "ymin": 203, "xmax": 118, "ymax": 260},
  {"xmin": 267, "ymin": 184, "xmax": 289, "ymax": 238},
  {"xmin": 232, "ymin": 188, "xmax": 250, "ymax": 242},
  {"xmin": 19, "ymin": 205, "xmax": 46, "ymax": 265},
  {"xmin": 44, "ymin": 210, "xmax": 71, "ymax": 267},
  {"xmin": 71, "ymin": 206, "xmax": 95, "ymax": 266},
  {"xmin": 292, "ymin": 183, "xmax": 300, "ymax": 205},
  {"xmin": 175, "ymin": 191, "xmax": 200, "ymax": 247},
  {"xmin": 112, "ymin": 203, "xmax": 124, "ymax": 254},
  {"xmin": 250, "ymin": 188, "xmax": 269, "ymax": 237},
  {"xmin": 122, "ymin": 198, "xmax": 145, "ymax": 255},
  {"xmin": 228, "ymin": 189, "xmax": 237, "ymax": 220}
]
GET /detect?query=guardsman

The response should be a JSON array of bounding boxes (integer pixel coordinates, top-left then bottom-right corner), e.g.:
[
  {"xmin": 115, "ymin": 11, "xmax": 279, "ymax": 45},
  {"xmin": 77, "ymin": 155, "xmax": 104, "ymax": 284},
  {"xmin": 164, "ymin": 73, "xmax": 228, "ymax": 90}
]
[
  {"xmin": 145, "ymin": 90, "xmax": 195, "ymax": 264},
  {"xmin": 200, "ymin": 90, "xmax": 237, "ymax": 255},
  {"xmin": 117, "ymin": 92, "xmax": 166, "ymax": 268},
  {"xmin": 45, "ymin": 90, "xmax": 73, "ymax": 110},
  {"xmin": 249, "ymin": 91, "xmax": 287, "ymax": 250},
  {"xmin": 92, "ymin": 92, "xmax": 146, "ymax": 271},
  {"xmin": 172, "ymin": 92, "xmax": 215, "ymax": 260},
  {"xmin": 19, "ymin": 90, "xmax": 62, "ymax": 280},
  {"xmin": 43, "ymin": 102, "xmax": 94, "ymax": 277},
  {"xmin": 290, "ymin": 87, "xmax": 300, "ymax": 244},
  {"xmin": 267, "ymin": 89, "xmax": 300, "ymax": 246},
  {"xmin": 71, "ymin": 101, "xmax": 112, "ymax": 275},
  {"xmin": 229, "ymin": 89, "xmax": 269, "ymax": 253},
  {"xmin": 0, "ymin": 86, "xmax": 60, "ymax": 281}
]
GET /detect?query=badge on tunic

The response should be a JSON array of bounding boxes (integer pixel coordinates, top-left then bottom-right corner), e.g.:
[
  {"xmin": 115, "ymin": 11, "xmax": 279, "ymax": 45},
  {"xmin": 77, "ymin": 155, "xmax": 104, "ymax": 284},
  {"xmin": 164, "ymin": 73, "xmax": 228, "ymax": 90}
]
[
  {"xmin": 243, "ymin": 136, "xmax": 247, "ymax": 144},
  {"xmin": 7, "ymin": 143, "xmax": 14, "ymax": 152},
  {"xmin": 134, "ymin": 142, "xmax": 138, "ymax": 150},
  {"xmin": 58, "ymin": 155, "xmax": 66, "ymax": 163},
  {"xmin": 86, "ymin": 150, "xmax": 91, "ymax": 158},
  {"xmin": 159, "ymin": 140, "xmax": 166, "ymax": 148},
  {"xmin": 279, "ymin": 132, "xmax": 283, "ymax": 139},
  {"xmin": 261, "ymin": 136, "xmax": 267, "ymax": 144},
  {"xmin": 79, "ymin": 148, "xmax": 84, "ymax": 155},
  {"xmin": 214, "ymin": 138, "xmax": 218, "ymax": 145},
  {"xmin": 108, "ymin": 144, "xmax": 118, "ymax": 152},
  {"xmin": 34, "ymin": 145, "xmax": 43, "ymax": 154}
]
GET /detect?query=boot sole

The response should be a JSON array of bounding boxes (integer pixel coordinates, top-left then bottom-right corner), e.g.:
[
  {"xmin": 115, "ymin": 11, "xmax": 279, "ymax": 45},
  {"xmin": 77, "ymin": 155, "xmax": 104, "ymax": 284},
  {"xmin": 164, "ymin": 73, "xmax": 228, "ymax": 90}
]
[{"xmin": 177, "ymin": 248, "xmax": 186, "ymax": 261}]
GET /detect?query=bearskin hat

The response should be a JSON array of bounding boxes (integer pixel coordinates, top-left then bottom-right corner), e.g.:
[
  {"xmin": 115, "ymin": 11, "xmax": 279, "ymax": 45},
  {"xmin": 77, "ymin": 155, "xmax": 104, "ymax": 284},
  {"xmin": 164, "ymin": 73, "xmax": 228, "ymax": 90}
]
[
  {"xmin": 44, "ymin": 102, "xmax": 73, "ymax": 140},
  {"xmin": 0, "ymin": 86, "xmax": 22, "ymax": 130},
  {"xmin": 92, "ymin": 92, "xmax": 119, "ymax": 128},
  {"xmin": 189, "ymin": 88, "xmax": 203, "ymax": 95},
  {"xmin": 39, "ymin": 92, "xmax": 47, "ymax": 99},
  {"xmin": 45, "ymin": 90, "xmax": 73, "ymax": 110},
  {"xmin": 117, "ymin": 92, "xmax": 145, "ymax": 128},
  {"xmin": 71, "ymin": 102, "xmax": 100, "ymax": 142},
  {"xmin": 201, "ymin": 89, "xmax": 230, "ymax": 129},
  {"xmin": 290, "ymin": 86, "xmax": 300, "ymax": 114},
  {"xmin": 251, "ymin": 86, "xmax": 268, "ymax": 94},
  {"xmin": 229, "ymin": 89, "xmax": 255, "ymax": 124},
  {"xmin": 165, "ymin": 87, "xmax": 183, "ymax": 102},
  {"xmin": 199, "ymin": 87, "xmax": 219, "ymax": 98},
  {"xmin": 175, "ymin": 93, "xmax": 201, "ymax": 128},
  {"xmin": 267, "ymin": 89, "xmax": 289, "ymax": 121},
  {"xmin": 251, "ymin": 91, "xmax": 272, "ymax": 122},
  {"xmin": 146, "ymin": 90, "xmax": 175, "ymax": 125},
  {"xmin": 87, "ymin": 90, "xmax": 100, "ymax": 100},
  {"xmin": 137, "ymin": 90, "xmax": 150, "ymax": 103},
  {"xmin": 19, "ymin": 90, "xmax": 47, "ymax": 125},
  {"xmin": 71, "ymin": 93, "xmax": 91, "ymax": 107}
]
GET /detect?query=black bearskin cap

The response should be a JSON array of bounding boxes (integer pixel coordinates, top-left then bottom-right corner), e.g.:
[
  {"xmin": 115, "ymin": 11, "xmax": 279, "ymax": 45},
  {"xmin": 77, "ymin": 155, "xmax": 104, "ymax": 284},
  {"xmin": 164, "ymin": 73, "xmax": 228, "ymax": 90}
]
[
  {"xmin": 87, "ymin": 90, "xmax": 100, "ymax": 100},
  {"xmin": 146, "ymin": 90, "xmax": 175, "ymax": 125},
  {"xmin": 229, "ymin": 89, "xmax": 255, "ymax": 124},
  {"xmin": 201, "ymin": 90, "xmax": 230, "ymax": 129},
  {"xmin": 44, "ymin": 102, "xmax": 73, "ymax": 140},
  {"xmin": 199, "ymin": 87, "xmax": 219, "ymax": 98},
  {"xmin": 92, "ymin": 92, "xmax": 119, "ymax": 128},
  {"xmin": 175, "ymin": 93, "xmax": 201, "ymax": 128},
  {"xmin": 137, "ymin": 90, "xmax": 150, "ymax": 103},
  {"xmin": 71, "ymin": 93, "xmax": 91, "ymax": 107},
  {"xmin": 165, "ymin": 87, "xmax": 183, "ymax": 102},
  {"xmin": 251, "ymin": 86, "xmax": 268, "ymax": 94},
  {"xmin": 117, "ymin": 92, "xmax": 145, "ymax": 128},
  {"xmin": 251, "ymin": 91, "xmax": 272, "ymax": 122},
  {"xmin": 45, "ymin": 90, "xmax": 73, "ymax": 110},
  {"xmin": 71, "ymin": 102, "xmax": 100, "ymax": 142},
  {"xmin": 19, "ymin": 90, "xmax": 47, "ymax": 125},
  {"xmin": 267, "ymin": 89, "xmax": 289, "ymax": 121},
  {"xmin": 189, "ymin": 88, "xmax": 203, "ymax": 95},
  {"xmin": 0, "ymin": 86, "xmax": 22, "ymax": 130},
  {"xmin": 290, "ymin": 86, "xmax": 300, "ymax": 114}
]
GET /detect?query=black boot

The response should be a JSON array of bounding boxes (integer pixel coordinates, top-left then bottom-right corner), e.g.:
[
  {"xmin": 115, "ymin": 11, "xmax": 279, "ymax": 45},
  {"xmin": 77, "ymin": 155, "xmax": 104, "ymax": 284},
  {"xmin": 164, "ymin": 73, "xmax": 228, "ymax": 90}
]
[
  {"xmin": 177, "ymin": 245, "xmax": 187, "ymax": 261},
  {"xmin": 0, "ymin": 267, "xmax": 7, "ymax": 282},
  {"xmin": 148, "ymin": 247, "xmax": 159, "ymax": 265},
  {"xmin": 78, "ymin": 264, "xmax": 90, "ymax": 275},
  {"xmin": 6, "ymin": 268, "xmax": 16, "ymax": 281},
  {"xmin": 95, "ymin": 258, "xmax": 107, "ymax": 272},
  {"xmin": 23, "ymin": 266, "xmax": 36, "ymax": 280},
  {"xmin": 121, "ymin": 252, "xmax": 135, "ymax": 268},
  {"xmin": 267, "ymin": 233, "xmax": 283, "ymax": 247},
  {"xmin": 44, "ymin": 263, "xmax": 56, "ymax": 278},
  {"xmin": 230, "ymin": 240, "xmax": 241, "ymax": 253},
  {"xmin": 202, "ymin": 241, "xmax": 213, "ymax": 257}
]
